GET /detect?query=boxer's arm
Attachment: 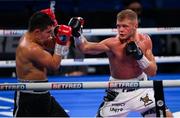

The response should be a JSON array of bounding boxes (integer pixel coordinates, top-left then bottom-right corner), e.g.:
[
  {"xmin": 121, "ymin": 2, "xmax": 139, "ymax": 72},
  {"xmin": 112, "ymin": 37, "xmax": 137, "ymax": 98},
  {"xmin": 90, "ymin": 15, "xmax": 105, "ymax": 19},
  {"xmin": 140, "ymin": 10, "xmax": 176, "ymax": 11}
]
[
  {"xmin": 143, "ymin": 37, "xmax": 157, "ymax": 76},
  {"xmin": 29, "ymin": 44, "xmax": 61, "ymax": 71},
  {"xmin": 43, "ymin": 37, "xmax": 55, "ymax": 53},
  {"xmin": 125, "ymin": 36, "xmax": 157, "ymax": 76},
  {"xmin": 75, "ymin": 35, "xmax": 110, "ymax": 54},
  {"xmin": 29, "ymin": 25, "xmax": 71, "ymax": 70},
  {"xmin": 68, "ymin": 17, "xmax": 110, "ymax": 54}
]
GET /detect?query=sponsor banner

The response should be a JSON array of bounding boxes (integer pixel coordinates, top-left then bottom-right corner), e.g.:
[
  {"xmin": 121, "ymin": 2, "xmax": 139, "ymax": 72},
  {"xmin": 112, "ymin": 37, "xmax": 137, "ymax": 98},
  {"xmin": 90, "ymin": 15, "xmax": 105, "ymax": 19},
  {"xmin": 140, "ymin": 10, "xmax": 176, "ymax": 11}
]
[
  {"xmin": 52, "ymin": 82, "xmax": 83, "ymax": 89},
  {"xmin": 1, "ymin": 35, "xmax": 180, "ymax": 60},
  {"xmin": 0, "ymin": 84, "xmax": 26, "ymax": 90},
  {"xmin": 109, "ymin": 81, "xmax": 140, "ymax": 89}
]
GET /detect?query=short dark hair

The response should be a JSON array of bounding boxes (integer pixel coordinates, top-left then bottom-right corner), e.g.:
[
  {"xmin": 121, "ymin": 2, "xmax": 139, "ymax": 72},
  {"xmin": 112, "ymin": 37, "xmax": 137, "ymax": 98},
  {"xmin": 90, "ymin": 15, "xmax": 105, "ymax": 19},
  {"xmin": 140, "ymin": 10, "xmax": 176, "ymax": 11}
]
[{"xmin": 28, "ymin": 11, "xmax": 54, "ymax": 32}]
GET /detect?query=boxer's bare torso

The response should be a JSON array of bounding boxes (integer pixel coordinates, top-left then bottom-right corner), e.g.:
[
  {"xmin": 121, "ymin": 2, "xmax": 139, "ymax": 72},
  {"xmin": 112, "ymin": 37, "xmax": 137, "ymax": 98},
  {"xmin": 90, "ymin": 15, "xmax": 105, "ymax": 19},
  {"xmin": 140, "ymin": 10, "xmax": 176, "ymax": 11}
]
[
  {"xmin": 104, "ymin": 33, "xmax": 150, "ymax": 79},
  {"xmin": 16, "ymin": 33, "xmax": 47, "ymax": 81}
]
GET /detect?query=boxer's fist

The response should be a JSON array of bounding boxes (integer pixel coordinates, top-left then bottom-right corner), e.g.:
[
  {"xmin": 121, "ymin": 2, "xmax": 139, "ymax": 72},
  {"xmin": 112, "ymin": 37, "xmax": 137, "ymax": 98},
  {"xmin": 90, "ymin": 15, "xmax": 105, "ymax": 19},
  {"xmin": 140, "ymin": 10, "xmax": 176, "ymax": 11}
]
[
  {"xmin": 126, "ymin": 41, "xmax": 143, "ymax": 60},
  {"xmin": 68, "ymin": 17, "xmax": 84, "ymax": 37},
  {"xmin": 40, "ymin": 8, "xmax": 58, "ymax": 26},
  {"xmin": 52, "ymin": 25, "xmax": 72, "ymax": 45}
]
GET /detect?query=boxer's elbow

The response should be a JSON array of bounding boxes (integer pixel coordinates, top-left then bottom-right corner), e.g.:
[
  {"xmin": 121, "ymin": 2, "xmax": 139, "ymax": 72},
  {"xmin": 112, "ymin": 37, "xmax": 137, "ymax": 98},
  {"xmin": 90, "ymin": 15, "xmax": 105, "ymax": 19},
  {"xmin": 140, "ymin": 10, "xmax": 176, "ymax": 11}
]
[
  {"xmin": 148, "ymin": 70, "xmax": 157, "ymax": 77},
  {"xmin": 48, "ymin": 64, "xmax": 60, "ymax": 71},
  {"xmin": 53, "ymin": 64, "xmax": 60, "ymax": 71},
  {"xmin": 48, "ymin": 60, "xmax": 61, "ymax": 71},
  {"xmin": 54, "ymin": 61, "xmax": 61, "ymax": 70},
  {"xmin": 152, "ymin": 65, "xmax": 158, "ymax": 76},
  {"xmin": 146, "ymin": 65, "xmax": 157, "ymax": 77}
]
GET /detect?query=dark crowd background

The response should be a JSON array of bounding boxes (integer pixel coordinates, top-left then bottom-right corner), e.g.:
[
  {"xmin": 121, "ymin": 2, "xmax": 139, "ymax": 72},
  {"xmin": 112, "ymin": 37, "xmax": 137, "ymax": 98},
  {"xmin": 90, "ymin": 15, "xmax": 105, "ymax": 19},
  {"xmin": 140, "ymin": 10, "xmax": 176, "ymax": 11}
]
[{"xmin": 0, "ymin": 0, "xmax": 180, "ymax": 77}]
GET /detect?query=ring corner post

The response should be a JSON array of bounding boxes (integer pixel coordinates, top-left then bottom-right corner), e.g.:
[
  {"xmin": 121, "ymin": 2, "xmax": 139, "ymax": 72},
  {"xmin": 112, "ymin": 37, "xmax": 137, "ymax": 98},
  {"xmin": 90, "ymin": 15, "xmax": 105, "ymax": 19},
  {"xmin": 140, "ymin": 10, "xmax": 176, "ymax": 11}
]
[{"xmin": 153, "ymin": 80, "xmax": 166, "ymax": 117}]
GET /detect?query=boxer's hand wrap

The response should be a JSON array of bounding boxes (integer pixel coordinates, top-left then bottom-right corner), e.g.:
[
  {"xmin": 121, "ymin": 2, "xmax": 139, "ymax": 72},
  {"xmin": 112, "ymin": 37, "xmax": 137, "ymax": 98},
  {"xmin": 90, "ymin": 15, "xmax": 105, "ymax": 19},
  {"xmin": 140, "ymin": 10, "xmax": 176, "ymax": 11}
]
[
  {"xmin": 40, "ymin": 8, "xmax": 58, "ymax": 26},
  {"xmin": 137, "ymin": 55, "xmax": 150, "ymax": 69},
  {"xmin": 52, "ymin": 25, "xmax": 72, "ymax": 56},
  {"xmin": 68, "ymin": 17, "xmax": 84, "ymax": 37},
  {"xmin": 126, "ymin": 41, "xmax": 150, "ymax": 69},
  {"xmin": 54, "ymin": 44, "xmax": 69, "ymax": 56}
]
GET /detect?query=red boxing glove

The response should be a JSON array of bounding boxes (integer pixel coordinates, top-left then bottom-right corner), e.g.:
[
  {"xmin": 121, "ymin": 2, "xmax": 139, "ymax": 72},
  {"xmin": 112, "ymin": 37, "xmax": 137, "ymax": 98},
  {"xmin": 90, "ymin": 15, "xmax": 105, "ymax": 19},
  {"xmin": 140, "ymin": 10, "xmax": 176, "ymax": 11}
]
[
  {"xmin": 40, "ymin": 8, "xmax": 58, "ymax": 26},
  {"xmin": 53, "ymin": 25, "xmax": 72, "ymax": 56},
  {"xmin": 53, "ymin": 25, "xmax": 72, "ymax": 45}
]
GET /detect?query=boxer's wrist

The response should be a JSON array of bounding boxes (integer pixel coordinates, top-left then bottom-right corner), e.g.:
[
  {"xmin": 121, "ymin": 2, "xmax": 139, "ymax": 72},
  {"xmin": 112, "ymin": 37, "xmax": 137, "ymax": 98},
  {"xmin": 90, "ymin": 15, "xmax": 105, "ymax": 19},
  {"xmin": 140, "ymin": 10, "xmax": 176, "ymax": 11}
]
[
  {"xmin": 74, "ymin": 35, "xmax": 85, "ymax": 46},
  {"xmin": 54, "ymin": 43, "xmax": 69, "ymax": 56},
  {"xmin": 137, "ymin": 55, "xmax": 150, "ymax": 69}
]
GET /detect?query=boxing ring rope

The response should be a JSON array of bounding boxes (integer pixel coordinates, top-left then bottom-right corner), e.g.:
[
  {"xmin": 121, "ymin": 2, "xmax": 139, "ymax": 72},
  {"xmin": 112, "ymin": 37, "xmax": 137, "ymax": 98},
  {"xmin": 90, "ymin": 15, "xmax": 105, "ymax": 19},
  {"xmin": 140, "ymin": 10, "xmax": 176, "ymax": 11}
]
[
  {"xmin": 0, "ymin": 27, "xmax": 180, "ymax": 68},
  {"xmin": 0, "ymin": 56, "xmax": 180, "ymax": 68},
  {"xmin": 0, "ymin": 80, "xmax": 180, "ymax": 91},
  {"xmin": 0, "ymin": 27, "xmax": 180, "ymax": 37},
  {"xmin": 0, "ymin": 78, "xmax": 179, "ymax": 117}
]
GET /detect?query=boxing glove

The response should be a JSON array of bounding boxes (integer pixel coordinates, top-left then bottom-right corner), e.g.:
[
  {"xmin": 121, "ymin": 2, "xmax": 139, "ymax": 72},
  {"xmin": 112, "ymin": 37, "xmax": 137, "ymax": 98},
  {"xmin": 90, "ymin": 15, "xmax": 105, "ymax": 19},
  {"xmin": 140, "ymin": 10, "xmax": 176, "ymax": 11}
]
[
  {"xmin": 126, "ymin": 41, "xmax": 150, "ymax": 69},
  {"xmin": 126, "ymin": 41, "xmax": 143, "ymax": 60},
  {"xmin": 68, "ymin": 17, "xmax": 84, "ymax": 37},
  {"xmin": 40, "ymin": 8, "xmax": 58, "ymax": 26},
  {"xmin": 52, "ymin": 25, "xmax": 72, "ymax": 56},
  {"xmin": 52, "ymin": 25, "xmax": 72, "ymax": 45}
]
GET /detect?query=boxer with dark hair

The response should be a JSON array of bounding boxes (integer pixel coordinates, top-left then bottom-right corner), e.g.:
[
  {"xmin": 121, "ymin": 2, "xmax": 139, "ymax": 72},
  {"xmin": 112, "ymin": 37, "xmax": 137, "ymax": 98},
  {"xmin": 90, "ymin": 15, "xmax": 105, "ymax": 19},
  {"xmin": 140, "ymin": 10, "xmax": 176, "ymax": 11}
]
[{"xmin": 14, "ymin": 9, "xmax": 71, "ymax": 117}]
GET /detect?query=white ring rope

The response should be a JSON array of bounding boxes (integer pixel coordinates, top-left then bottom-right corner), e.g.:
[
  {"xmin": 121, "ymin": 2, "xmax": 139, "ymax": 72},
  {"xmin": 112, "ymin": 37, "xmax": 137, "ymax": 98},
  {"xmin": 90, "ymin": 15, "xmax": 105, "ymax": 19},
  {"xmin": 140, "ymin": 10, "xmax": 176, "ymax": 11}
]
[
  {"xmin": 0, "ymin": 56, "xmax": 180, "ymax": 68},
  {"xmin": 0, "ymin": 27, "xmax": 179, "ymax": 68},
  {"xmin": 0, "ymin": 27, "xmax": 180, "ymax": 37},
  {"xmin": 0, "ymin": 80, "xmax": 180, "ymax": 91}
]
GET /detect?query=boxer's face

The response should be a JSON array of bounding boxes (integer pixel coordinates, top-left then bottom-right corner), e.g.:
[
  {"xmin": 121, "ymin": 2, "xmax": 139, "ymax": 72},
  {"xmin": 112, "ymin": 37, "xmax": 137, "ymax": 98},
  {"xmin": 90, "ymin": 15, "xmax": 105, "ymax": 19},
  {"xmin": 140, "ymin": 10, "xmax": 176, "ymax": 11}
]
[
  {"xmin": 116, "ymin": 19, "xmax": 137, "ymax": 42},
  {"xmin": 40, "ymin": 25, "xmax": 54, "ymax": 42}
]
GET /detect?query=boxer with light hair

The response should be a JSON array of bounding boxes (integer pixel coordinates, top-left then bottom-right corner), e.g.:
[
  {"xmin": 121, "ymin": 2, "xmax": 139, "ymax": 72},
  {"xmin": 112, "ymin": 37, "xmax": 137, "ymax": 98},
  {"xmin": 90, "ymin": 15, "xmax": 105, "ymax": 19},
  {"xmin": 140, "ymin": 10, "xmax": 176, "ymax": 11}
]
[{"xmin": 68, "ymin": 9, "xmax": 173, "ymax": 117}]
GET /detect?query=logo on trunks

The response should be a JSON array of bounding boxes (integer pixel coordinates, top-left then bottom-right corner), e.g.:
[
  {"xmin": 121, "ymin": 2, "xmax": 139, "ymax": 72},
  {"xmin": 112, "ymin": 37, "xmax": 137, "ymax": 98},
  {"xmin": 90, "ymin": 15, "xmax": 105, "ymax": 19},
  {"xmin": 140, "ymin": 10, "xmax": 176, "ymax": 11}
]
[
  {"xmin": 110, "ymin": 107, "xmax": 123, "ymax": 113},
  {"xmin": 140, "ymin": 94, "xmax": 153, "ymax": 107},
  {"xmin": 112, "ymin": 103, "xmax": 125, "ymax": 107},
  {"xmin": 110, "ymin": 103, "xmax": 125, "ymax": 113},
  {"xmin": 0, "ymin": 84, "xmax": 26, "ymax": 90},
  {"xmin": 52, "ymin": 83, "xmax": 83, "ymax": 89},
  {"xmin": 109, "ymin": 81, "xmax": 140, "ymax": 89}
]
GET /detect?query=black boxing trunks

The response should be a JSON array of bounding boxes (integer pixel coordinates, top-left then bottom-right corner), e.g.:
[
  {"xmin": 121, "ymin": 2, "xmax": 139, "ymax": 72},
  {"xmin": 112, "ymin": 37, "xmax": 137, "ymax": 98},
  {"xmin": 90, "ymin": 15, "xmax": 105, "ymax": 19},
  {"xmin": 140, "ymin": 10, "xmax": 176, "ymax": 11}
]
[{"xmin": 13, "ymin": 79, "xmax": 69, "ymax": 117}]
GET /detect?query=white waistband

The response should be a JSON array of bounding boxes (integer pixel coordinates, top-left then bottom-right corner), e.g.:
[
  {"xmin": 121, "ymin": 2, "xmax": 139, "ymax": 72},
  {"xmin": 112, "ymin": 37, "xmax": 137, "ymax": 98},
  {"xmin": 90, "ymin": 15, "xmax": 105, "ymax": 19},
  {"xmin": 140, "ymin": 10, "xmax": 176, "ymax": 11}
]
[
  {"xmin": 109, "ymin": 73, "xmax": 148, "ymax": 93},
  {"xmin": 110, "ymin": 72, "xmax": 148, "ymax": 81},
  {"xmin": 17, "ymin": 79, "xmax": 48, "ymax": 94}
]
